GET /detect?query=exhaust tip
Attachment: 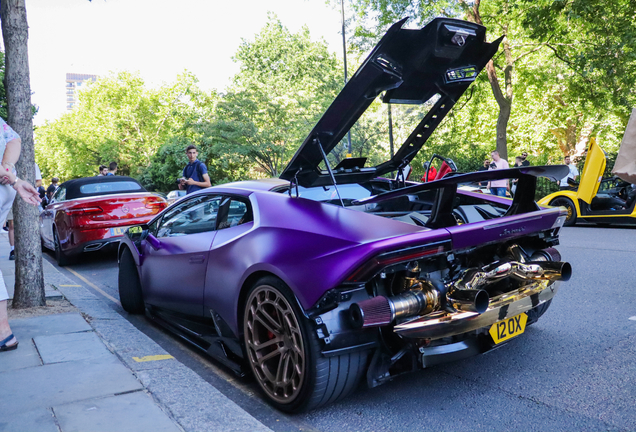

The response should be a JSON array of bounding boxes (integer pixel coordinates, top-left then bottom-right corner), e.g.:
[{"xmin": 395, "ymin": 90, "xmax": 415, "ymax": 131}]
[
  {"xmin": 473, "ymin": 289, "xmax": 490, "ymax": 314},
  {"xmin": 349, "ymin": 296, "xmax": 392, "ymax": 329},
  {"xmin": 560, "ymin": 262, "xmax": 572, "ymax": 282},
  {"xmin": 448, "ymin": 289, "xmax": 490, "ymax": 314}
]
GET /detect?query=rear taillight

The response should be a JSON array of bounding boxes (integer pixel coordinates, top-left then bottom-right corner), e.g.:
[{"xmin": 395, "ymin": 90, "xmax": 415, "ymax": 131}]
[
  {"xmin": 144, "ymin": 198, "xmax": 167, "ymax": 210},
  {"xmin": 64, "ymin": 206, "xmax": 103, "ymax": 216},
  {"xmin": 345, "ymin": 240, "xmax": 451, "ymax": 283}
]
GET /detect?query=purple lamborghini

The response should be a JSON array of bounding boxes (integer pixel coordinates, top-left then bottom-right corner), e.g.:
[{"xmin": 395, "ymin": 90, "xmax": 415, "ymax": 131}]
[{"xmin": 118, "ymin": 17, "xmax": 571, "ymax": 413}]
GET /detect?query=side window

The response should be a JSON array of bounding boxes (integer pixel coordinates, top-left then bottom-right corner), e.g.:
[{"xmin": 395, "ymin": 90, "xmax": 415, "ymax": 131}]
[
  {"xmin": 218, "ymin": 197, "xmax": 252, "ymax": 230},
  {"xmin": 52, "ymin": 187, "xmax": 66, "ymax": 202},
  {"xmin": 148, "ymin": 216, "xmax": 161, "ymax": 236},
  {"xmin": 156, "ymin": 195, "xmax": 221, "ymax": 238}
]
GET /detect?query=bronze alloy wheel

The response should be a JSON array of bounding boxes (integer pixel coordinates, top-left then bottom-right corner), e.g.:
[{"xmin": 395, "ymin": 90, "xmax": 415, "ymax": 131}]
[{"xmin": 244, "ymin": 284, "xmax": 305, "ymax": 404}]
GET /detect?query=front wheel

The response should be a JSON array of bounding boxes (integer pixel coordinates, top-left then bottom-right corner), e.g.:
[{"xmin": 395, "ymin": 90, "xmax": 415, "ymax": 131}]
[
  {"xmin": 243, "ymin": 276, "xmax": 368, "ymax": 412},
  {"xmin": 118, "ymin": 247, "xmax": 145, "ymax": 314},
  {"xmin": 550, "ymin": 197, "xmax": 577, "ymax": 226}
]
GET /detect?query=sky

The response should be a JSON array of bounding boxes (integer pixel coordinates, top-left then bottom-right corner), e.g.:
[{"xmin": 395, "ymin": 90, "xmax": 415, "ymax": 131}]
[{"xmin": 22, "ymin": 0, "xmax": 346, "ymax": 125}]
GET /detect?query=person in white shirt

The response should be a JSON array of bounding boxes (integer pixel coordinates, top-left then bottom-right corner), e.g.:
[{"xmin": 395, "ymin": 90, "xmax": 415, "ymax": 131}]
[
  {"xmin": 0, "ymin": 118, "xmax": 41, "ymax": 352},
  {"xmin": 559, "ymin": 155, "xmax": 579, "ymax": 190},
  {"xmin": 487, "ymin": 150, "xmax": 510, "ymax": 196}
]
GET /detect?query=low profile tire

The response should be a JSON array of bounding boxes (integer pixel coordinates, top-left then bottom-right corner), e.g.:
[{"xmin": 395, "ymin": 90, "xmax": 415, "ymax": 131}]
[
  {"xmin": 118, "ymin": 247, "xmax": 145, "ymax": 314},
  {"xmin": 243, "ymin": 276, "xmax": 368, "ymax": 413},
  {"xmin": 53, "ymin": 229, "xmax": 72, "ymax": 266},
  {"xmin": 550, "ymin": 197, "xmax": 577, "ymax": 226},
  {"xmin": 526, "ymin": 299, "xmax": 553, "ymax": 326}
]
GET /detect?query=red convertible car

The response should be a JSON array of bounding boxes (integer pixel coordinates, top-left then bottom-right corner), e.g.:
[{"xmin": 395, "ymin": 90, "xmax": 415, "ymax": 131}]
[{"xmin": 40, "ymin": 176, "xmax": 167, "ymax": 265}]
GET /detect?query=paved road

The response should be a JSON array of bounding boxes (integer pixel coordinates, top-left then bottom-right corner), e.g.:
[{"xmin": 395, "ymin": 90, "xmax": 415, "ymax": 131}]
[{"xmin": 44, "ymin": 226, "xmax": 636, "ymax": 431}]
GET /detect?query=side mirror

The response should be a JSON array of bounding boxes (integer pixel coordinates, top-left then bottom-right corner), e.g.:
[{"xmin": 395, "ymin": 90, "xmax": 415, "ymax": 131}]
[{"xmin": 126, "ymin": 225, "xmax": 147, "ymax": 241}]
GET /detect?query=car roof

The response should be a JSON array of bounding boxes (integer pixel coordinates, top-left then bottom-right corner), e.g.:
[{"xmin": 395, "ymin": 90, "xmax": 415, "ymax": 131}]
[
  {"xmin": 59, "ymin": 176, "xmax": 147, "ymax": 200},
  {"xmin": 219, "ymin": 178, "xmax": 289, "ymax": 192}
]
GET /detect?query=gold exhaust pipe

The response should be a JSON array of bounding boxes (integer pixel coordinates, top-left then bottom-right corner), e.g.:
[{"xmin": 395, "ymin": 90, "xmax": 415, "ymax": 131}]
[{"xmin": 350, "ymin": 252, "xmax": 570, "ymax": 328}]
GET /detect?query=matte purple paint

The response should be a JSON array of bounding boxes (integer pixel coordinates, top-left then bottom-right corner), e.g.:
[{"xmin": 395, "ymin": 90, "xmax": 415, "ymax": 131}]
[
  {"xmin": 446, "ymin": 207, "xmax": 562, "ymax": 250},
  {"xmin": 124, "ymin": 182, "xmax": 564, "ymax": 338}
]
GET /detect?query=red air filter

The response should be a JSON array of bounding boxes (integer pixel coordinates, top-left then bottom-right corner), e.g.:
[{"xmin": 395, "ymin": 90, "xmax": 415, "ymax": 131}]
[{"xmin": 349, "ymin": 296, "xmax": 393, "ymax": 329}]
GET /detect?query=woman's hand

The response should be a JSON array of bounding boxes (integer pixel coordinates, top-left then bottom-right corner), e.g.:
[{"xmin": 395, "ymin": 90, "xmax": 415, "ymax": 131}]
[
  {"xmin": 13, "ymin": 179, "xmax": 41, "ymax": 205},
  {"xmin": 0, "ymin": 167, "xmax": 17, "ymax": 185}
]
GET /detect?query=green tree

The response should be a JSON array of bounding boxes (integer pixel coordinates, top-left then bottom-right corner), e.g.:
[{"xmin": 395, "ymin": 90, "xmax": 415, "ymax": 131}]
[
  {"xmin": 209, "ymin": 16, "xmax": 343, "ymax": 177},
  {"xmin": 341, "ymin": 0, "xmax": 633, "ymax": 163},
  {"xmin": 522, "ymin": 0, "xmax": 636, "ymax": 124},
  {"xmin": 35, "ymin": 71, "xmax": 213, "ymax": 182}
]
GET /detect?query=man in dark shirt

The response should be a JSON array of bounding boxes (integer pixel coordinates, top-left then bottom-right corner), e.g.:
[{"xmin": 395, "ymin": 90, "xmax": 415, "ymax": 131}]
[
  {"xmin": 46, "ymin": 177, "xmax": 59, "ymax": 200},
  {"xmin": 107, "ymin": 162, "xmax": 118, "ymax": 176},
  {"xmin": 520, "ymin": 152, "xmax": 530, "ymax": 167},
  {"xmin": 477, "ymin": 158, "xmax": 490, "ymax": 187},
  {"xmin": 179, "ymin": 145, "xmax": 211, "ymax": 194}
]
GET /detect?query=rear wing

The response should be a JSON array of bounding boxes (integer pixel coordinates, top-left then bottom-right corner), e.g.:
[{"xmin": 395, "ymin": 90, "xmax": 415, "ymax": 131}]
[{"xmin": 354, "ymin": 165, "xmax": 569, "ymax": 229}]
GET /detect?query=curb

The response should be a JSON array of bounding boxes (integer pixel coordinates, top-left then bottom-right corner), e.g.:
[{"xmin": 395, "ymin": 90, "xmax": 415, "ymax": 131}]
[{"xmin": 44, "ymin": 257, "xmax": 271, "ymax": 432}]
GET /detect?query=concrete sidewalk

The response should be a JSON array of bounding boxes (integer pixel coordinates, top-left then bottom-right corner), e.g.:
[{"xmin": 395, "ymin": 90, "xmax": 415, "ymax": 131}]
[{"xmin": 0, "ymin": 232, "xmax": 271, "ymax": 432}]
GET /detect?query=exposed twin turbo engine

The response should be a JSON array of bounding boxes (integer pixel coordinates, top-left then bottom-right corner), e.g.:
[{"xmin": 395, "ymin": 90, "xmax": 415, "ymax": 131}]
[{"xmin": 349, "ymin": 246, "xmax": 571, "ymax": 329}]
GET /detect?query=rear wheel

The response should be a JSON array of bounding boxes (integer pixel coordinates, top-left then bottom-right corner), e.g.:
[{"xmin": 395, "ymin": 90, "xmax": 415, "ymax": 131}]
[
  {"xmin": 526, "ymin": 299, "xmax": 553, "ymax": 326},
  {"xmin": 118, "ymin": 247, "xmax": 145, "ymax": 314},
  {"xmin": 243, "ymin": 276, "xmax": 368, "ymax": 412},
  {"xmin": 53, "ymin": 229, "xmax": 72, "ymax": 266},
  {"xmin": 550, "ymin": 197, "xmax": 577, "ymax": 226}
]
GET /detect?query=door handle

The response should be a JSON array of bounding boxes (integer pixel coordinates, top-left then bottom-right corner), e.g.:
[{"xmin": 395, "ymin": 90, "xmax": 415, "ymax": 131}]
[{"xmin": 189, "ymin": 255, "xmax": 205, "ymax": 264}]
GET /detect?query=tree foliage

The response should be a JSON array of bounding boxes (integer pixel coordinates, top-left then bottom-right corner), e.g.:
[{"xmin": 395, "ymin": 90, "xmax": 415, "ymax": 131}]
[
  {"xmin": 209, "ymin": 16, "xmax": 344, "ymax": 177},
  {"xmin": 35, "ymin": 4, "xmax": 634, "ymax": 192},
  {"xmin": 340, "ymin": 0, "xmax": 632, "ymax": 164},
  {"xmin": 35, "ymin": 71, "xmax": 213, "ymax": 182}
]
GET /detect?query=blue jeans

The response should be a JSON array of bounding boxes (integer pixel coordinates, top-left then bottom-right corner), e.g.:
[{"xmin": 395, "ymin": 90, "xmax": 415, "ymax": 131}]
[{"xmin": 490, "ymin": 187, "xmax": 507, "ymax": 197}]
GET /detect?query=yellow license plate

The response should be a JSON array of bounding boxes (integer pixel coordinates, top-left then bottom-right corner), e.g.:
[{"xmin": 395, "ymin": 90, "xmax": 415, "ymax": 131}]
[
  {"xmin": 489, "ymin": 313, "xmax": 527, "ymax": 344},
  {"xmin": 110, "ymin": 226, "xmax": 128, "ymax": 237}
]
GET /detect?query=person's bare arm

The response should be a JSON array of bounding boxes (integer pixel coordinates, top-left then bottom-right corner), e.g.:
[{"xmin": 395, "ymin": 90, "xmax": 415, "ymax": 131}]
[
  {"xmin": 1, "ymin": 138, "xmax": 41, "ymax": 204},
  {"xmin": 1, "ymin": 137, "xmax": 21, "ymax": 184},
  {"xmin": 185, "ymin": 173, "xmax": 211, "ymax": 189}
]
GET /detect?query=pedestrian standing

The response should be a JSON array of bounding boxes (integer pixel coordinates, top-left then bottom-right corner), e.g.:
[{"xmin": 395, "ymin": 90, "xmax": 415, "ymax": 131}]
[
  {"xmin": 487, "ymin": 150, "xmax": 510, "ymax": 197},
  {"xmin": 97, "ymin": 165, "xmax": 106, "ymax": 176},
  {"xmin": 178, "ymin": 145, "xmax": 211, "ymax": 194},
  {"xmin": 559, "ymin": 155, "xmax": 579, "ymax": 190},
  {"xmin": 520, "ymin": 151, "xmax": 530, "ymax": 167},
  {"xmin": 0, "ymin": 118, "xmax": 42, "ymax": 352},
  {"xmin": 477, "ymin": 158, "xmax": 490, "ymax": 187},
  {"xmin": 107, "ymin": 162, "xmax": 118, "ymax": 176},
  {"xmin": 511, "ymin": 156, "xmax": 523, "ymax": 196},
  {"xmin": 46, "ymin": 177, "xmax": 59, "ymax": 201}
]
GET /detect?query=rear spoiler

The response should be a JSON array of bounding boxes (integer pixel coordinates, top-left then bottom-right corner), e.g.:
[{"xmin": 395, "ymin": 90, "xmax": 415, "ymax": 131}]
[{"xmin": 354, "ymin": 165, "xmax": 569, "ymax": 229}]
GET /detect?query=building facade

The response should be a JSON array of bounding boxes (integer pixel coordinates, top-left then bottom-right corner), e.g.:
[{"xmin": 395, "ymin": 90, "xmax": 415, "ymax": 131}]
[{"xmin": 65, "ymin": 73, "xmax": 98, "ymax": 110}]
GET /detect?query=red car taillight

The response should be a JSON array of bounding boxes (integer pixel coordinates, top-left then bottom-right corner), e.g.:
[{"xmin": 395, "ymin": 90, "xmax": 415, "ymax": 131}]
[
  {"xmin": 144, "ymin": 197, "xmax": 167, "ymax": 212},
  {"xmin": 345, "ymin": 240, "xmax": 451, "ymax": 283},
  {"xmin": 64, "ymin": 206, "xmax": 103, "ymax": 216}
]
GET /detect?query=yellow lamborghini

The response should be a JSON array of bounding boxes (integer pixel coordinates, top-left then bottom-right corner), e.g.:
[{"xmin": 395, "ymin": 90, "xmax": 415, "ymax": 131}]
[{"xmin": 538, "ymin": 138, "xmax": 636, "ymax": 226}]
